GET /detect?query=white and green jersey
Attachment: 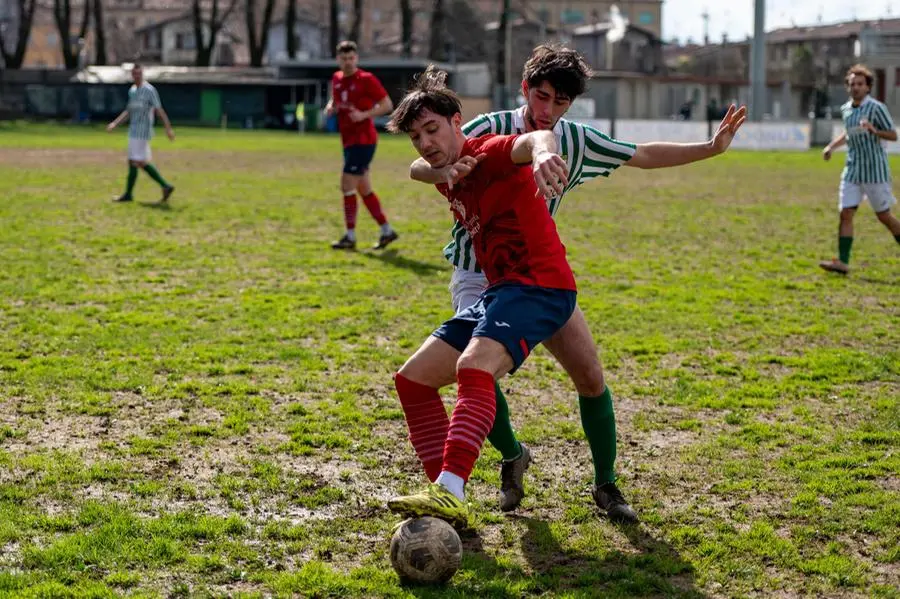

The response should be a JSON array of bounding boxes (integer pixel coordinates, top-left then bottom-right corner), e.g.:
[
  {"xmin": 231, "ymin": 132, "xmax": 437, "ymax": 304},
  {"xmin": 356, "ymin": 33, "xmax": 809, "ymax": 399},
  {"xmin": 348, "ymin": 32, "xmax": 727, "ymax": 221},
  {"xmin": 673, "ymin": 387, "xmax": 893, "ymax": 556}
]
[
  {"xmin": 444, "ymin": 106, "xmax": 636, "ymax": 272},
  {"xmin": 841, "ymin": 96, "xmax": 895, "ymax": 184},
  {"xmin": 127, "ymin": 82, "xmax": 162, "ymax": 141}
]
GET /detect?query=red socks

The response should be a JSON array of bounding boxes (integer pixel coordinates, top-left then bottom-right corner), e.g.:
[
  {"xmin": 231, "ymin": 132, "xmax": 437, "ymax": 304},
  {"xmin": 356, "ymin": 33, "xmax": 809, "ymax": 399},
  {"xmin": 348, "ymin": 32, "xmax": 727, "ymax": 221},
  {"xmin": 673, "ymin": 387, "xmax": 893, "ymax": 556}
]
[
  {"xmin": 394, "ymin": 373, "xmax": 449, "ymax": 482},
  {"xmin": 442, "ymin": 368, "xmax": 496, "ymax": 482}
]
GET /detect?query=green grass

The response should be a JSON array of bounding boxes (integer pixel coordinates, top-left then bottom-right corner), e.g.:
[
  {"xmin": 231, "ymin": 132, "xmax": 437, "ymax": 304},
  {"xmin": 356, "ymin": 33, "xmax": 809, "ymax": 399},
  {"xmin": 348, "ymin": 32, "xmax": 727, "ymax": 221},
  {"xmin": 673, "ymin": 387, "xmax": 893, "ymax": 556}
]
[{"xmin": 0, "ymin": 121, "xmax": 897, "ymax": 597}]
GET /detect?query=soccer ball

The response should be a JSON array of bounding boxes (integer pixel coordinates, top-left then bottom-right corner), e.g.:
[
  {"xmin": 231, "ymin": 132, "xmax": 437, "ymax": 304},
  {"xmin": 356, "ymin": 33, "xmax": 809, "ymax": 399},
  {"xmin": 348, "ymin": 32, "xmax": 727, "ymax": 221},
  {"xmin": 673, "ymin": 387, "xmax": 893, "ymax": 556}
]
[{"xmin": 389, "ymin": 517, "xmax": 462, "ymax": 584}]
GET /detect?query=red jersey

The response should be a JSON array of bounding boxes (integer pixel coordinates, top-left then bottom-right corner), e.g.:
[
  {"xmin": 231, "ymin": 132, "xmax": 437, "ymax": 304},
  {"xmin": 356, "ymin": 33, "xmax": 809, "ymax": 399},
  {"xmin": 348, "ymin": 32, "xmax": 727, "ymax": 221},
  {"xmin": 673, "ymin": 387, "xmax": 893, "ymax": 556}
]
[
  {"xmin": 331, "ymin": 69, "xmax": 388, "ymax": 148},
  {"xmin": 436, "ymin": 135, "xmax": 576, "ymax": 291}
]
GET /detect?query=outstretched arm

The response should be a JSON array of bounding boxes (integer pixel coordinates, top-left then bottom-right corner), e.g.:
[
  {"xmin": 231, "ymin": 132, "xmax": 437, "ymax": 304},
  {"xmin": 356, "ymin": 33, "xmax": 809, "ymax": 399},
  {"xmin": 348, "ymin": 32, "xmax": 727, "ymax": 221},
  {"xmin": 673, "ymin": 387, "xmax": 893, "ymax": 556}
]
[
  {"xmin": 626, "ymin": 104, "xmax": 747, "ymax": 169},
  {"xmin": 106, "ymin": 110, "xmax": 129, "ymax": 132}
]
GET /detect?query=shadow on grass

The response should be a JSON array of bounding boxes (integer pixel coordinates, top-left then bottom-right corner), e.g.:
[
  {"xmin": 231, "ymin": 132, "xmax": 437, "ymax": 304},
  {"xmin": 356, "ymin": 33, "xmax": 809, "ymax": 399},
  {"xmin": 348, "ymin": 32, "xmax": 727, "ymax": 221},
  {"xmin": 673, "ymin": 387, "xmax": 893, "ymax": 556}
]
[
  {"xmin": 401, "ymin": 518, "xmax": 704, "ymax": 598},
  {"xmin": 360, "ymin": 249, "xmax": 446, "ymax": 277},
  {"xmin": 137, "ymin": 201, "xmax": 173, "ymax": 211}
]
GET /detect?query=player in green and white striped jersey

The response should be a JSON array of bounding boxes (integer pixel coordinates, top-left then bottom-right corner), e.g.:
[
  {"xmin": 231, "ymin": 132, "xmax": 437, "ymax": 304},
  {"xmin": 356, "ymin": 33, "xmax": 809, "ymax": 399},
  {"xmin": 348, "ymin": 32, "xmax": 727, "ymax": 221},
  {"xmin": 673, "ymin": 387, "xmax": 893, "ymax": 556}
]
[
  {"xmin": 408, "ymin": 45, "xmax": 746, "ymax": 523},
  {"xmin": 106, "ymin": 64, "xmax": 176, "ymax": 204},
  {"xmin": 820, "ymin": 64, "xmax": 900, "ymax": 274}
]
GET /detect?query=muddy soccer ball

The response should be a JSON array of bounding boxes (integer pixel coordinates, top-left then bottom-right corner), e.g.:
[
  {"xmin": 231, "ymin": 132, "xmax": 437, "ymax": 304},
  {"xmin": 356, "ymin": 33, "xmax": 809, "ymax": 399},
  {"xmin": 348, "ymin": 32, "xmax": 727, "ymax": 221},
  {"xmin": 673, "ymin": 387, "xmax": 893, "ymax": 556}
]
[{"xmin": 389, "ymin": 517, "xmax": 462, "ymax": 584}]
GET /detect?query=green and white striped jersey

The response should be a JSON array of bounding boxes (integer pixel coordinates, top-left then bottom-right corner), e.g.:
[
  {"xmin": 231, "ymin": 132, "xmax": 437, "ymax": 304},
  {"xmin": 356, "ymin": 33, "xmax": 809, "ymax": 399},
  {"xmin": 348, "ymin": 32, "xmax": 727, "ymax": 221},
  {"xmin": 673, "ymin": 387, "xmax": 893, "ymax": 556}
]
[
  {"xmin": 840, "ymin": 96, "xmax": 895, "ymax": 184},
  {"xmin": 444, "ymin": 106, "xmax": 636, "ymax": 272},
  {"xmin": 127, "ymin": 82, "xmax": 162, "ymax": 141}
]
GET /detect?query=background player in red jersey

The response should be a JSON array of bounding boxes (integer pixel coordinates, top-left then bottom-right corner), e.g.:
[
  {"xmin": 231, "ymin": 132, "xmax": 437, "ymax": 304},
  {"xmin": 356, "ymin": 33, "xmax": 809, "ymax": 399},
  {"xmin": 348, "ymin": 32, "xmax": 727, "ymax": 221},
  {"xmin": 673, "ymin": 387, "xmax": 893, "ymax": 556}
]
[
  {"xmin": 383, "ymin": 67, "xmax": 574, "ymax": 527},
  {"xmin": 325, "ymin": 41, "xmax": 398, "ymax": 250}
]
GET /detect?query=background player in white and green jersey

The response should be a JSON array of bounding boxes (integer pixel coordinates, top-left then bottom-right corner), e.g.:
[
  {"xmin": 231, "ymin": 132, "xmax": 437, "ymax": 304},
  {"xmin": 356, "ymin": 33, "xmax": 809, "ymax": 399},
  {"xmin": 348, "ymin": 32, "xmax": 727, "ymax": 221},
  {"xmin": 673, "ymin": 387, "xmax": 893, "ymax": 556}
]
[
  {"xmin": 107, "ymin": 64, "xmax": 176, "ymax": 203},
  {"xmin": 820, "ymin": 64, "xmax": 900, "ymax": 274},
  {"xmin": 409, "ymin": 44, "xmax": 747, "ymax": 523}
]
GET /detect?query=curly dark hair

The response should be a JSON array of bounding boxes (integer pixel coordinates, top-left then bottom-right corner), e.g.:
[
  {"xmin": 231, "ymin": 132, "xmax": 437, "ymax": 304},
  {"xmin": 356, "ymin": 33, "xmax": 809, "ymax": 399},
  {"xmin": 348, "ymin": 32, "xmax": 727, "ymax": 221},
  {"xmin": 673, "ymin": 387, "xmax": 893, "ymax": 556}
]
[
  {"xmin": 846, "ymin": 63, "xmax": 874, "ymax": 88},
  {"xmin": 522, "ymin": 44, "xmax": 593, "ymax": 100},
  {"xmin": 387, "ymin": 65, "xmax": 462, "ymax": 133}
]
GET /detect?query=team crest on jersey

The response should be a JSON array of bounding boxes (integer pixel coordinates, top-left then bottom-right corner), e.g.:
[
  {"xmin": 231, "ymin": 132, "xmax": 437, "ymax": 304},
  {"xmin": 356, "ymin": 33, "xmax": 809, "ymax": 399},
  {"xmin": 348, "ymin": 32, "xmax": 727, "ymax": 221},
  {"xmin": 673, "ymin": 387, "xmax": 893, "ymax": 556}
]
[{"xmin": 451, "ymin": 199, "xmax": 480, "ymax": 237}]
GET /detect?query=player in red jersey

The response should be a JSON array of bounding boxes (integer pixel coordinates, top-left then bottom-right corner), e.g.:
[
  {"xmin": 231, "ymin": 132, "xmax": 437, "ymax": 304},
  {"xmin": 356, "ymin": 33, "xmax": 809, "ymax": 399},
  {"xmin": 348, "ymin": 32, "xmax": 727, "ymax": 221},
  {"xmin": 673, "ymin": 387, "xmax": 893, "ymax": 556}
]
[
  {"xmin": 383, "ymin": 67, "xmax": 574, "ymax": 527},
  {"xmin": 325, "ymin": 41, "xmax": 398, "ymax": 250}
]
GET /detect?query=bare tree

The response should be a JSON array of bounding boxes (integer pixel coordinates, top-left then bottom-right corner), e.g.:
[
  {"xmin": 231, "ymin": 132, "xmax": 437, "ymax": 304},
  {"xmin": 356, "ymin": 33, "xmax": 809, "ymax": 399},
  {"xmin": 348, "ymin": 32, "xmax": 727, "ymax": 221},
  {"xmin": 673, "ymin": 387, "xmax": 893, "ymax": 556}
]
[
  {"xmin": 349, "ymin": 0, "xmax": 362, "ymax": 44},
  {"xmin": 92, "ymin": 0, "xmax": 106, "ymax": 65},
  {"xmin": 399, "ymin": 0, "xmax": 412, "ymax": 57},
  {"xmin": 192, "ymin": 0, "xmax": 239, "ymax": 67},
  {"xmin": 0, "ymin": 0, "xmax": 38, "ymax": 69},
  {"xmin": 246, "ymin": 0, "xmax": 276, "ymax": 67},
  {"xmin": 285, "ymin": 0, "xmax": 298, "ymax": 59},
  {"xmin": 428, "ymin": 0, "xmax": 445, "ymax": 60},
  {"xmin": 446, "ymin": 0, "xmax": 485, "ymax": 62},
  {"xmin": 329, "ymin": 0, "xmax": 339, "ymax": 57},
  {"xmin": 53, "ymin": 0, "xmax": 91, "ymax": 69}
]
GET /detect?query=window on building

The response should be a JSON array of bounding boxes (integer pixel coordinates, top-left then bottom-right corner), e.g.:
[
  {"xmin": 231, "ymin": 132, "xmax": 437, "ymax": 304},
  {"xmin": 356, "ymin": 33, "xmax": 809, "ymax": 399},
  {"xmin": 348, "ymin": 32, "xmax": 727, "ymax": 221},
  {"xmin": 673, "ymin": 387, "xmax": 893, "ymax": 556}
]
[
  {"xmin": 895, "ymin": 67, "xmax": 900, "ymax": 85},
  {"xmin": 639, "ymin": 12, "xmax": 653, "ymax": 25},
  {"xmin": 175, "ymin": 32, "xmax": 196, "ymax": 50},
  {"xmin": 561, "ymin": 9, "xmax": 584, "ymax": 25}
]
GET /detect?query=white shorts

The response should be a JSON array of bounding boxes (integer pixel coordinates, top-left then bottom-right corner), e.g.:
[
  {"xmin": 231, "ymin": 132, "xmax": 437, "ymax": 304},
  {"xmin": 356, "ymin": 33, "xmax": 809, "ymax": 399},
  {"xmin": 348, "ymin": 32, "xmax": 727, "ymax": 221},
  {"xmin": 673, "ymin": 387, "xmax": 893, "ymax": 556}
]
[
  {"xmin": 127, "ymin": 138, "xmax": 152, "ymax": 162},
  {"xmin": 839, "ymin": 181, "xmax": 896, "ymax": 213},
  {"xmin": 449, "ymin": 267, "xmax": 488, "ymax": 314}
]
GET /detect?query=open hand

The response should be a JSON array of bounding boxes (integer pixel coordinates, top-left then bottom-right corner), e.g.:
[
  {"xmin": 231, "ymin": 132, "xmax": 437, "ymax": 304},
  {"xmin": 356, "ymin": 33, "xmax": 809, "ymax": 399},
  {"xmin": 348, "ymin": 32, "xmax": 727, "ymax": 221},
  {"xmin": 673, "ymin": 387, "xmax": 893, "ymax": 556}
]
[
  {"xmin": 349, "ymin": 108, "xmax": 367, "ymax": 123},
  {"xmin": 711, "ymin": 104, "xmax": 748, "ymax": 154}
]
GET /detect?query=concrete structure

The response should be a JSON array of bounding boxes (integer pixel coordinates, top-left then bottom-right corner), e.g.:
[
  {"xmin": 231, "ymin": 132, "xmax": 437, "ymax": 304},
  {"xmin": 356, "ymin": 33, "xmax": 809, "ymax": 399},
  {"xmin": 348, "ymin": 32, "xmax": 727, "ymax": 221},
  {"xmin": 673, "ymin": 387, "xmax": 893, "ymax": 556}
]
[
  {"xmin": 135, "ymin": 13, "xmax": 246, "ymax": 67},
  {"xmin": 572, "ymin": 22, "xmax": 664, "ymax": 73}
]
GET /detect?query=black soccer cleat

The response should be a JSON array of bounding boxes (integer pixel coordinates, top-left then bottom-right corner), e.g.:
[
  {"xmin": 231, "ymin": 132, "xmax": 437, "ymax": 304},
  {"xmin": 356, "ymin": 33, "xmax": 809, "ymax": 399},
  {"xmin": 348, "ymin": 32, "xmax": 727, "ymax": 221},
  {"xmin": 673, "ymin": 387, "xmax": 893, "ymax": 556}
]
[
  {"xmin": 373, "ymin": 230, "xmax": 398, "ymax": 250},
  {"xmin": 113, "ymin": 194, "xmax": 133, "ymax": 202},
  {"xmin": 161, "ymin": 185, "xmax": 175, "ymax": 203},
  {"xmin": 499, "ymin": 443, "xmax": 532, "ymax": 512},
  {"xmin": 331, "ymin": 234, "xmax": 357, "ymax": 250},
  {"xmin": 592, "ymin": 482, "xmax": 638, "ymax": 524}
]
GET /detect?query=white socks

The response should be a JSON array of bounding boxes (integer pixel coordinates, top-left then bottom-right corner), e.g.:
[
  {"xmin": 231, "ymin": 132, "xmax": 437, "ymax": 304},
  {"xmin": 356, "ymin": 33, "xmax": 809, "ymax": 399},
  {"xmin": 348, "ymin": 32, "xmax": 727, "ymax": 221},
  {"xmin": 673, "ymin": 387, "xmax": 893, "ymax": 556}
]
[
  {"xmin": 345, "ymin": 229, "xmax": 356, "ymax": 242},
  {"xmin": 436, "ymin": 471, "xmax": 465, "ymax": 501},
  {"xmin": 380, "ymin": 223, "xmax": 394, "ymax": 236}
]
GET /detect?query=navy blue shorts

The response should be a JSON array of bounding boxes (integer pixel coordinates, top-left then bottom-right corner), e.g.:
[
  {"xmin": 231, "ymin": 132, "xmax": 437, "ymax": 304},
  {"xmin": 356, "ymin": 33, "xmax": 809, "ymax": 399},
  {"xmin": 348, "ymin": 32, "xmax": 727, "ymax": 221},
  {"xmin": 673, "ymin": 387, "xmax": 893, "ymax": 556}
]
[
  {"xmin": 433, "ymin": 283, "xmax": 577, "ymax": 374},
  {"xmin": 343, "ymin": 144, "xmax": 377, "ymax": 174}
]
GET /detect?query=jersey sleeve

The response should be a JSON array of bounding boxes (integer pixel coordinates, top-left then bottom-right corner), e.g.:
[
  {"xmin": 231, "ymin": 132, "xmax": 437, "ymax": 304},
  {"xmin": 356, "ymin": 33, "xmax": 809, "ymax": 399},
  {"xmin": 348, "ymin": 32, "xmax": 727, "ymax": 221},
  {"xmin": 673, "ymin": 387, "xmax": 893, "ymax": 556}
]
[
  {"xmin": 571, "ymin": 122, "xmax": 636, "ymax": 184},
  {"xmin": 472, "ymin": 134, "xmax": 519, "ymax": 177},
  {"xmin": 367, "ymin": 73, "xmax": 389, "ymax": 102},
  {"xmin": 462, "ymin": 114, "xmax": 496, "ymax": 138},
  {"xmin": 871, "ymin": 103, "xmax": 895, "ymax": 131},
  {"xmin": 150, "ymin": 86, "xmax": 161, "ymax": 109}
]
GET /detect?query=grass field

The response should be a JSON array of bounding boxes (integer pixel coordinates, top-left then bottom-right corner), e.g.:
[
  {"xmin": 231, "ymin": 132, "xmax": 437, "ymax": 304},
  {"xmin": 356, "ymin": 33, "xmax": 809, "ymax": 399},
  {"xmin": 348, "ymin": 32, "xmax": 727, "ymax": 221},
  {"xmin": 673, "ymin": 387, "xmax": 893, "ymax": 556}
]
[{"xmin": 0, "ymin": 122, "xmax": 897, "ymax": 598}]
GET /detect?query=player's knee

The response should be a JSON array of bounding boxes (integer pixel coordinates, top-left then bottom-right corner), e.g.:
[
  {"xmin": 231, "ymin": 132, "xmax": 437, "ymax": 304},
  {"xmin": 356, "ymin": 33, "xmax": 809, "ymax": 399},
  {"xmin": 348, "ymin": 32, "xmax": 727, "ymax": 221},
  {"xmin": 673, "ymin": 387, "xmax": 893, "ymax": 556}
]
[
  {"xmin": 839, "ymin": 208, "xmax": 856, "ymax": 221},
  {"xmin": 573, "ymin": 372, "xmax": 606, "ymax": 397}
]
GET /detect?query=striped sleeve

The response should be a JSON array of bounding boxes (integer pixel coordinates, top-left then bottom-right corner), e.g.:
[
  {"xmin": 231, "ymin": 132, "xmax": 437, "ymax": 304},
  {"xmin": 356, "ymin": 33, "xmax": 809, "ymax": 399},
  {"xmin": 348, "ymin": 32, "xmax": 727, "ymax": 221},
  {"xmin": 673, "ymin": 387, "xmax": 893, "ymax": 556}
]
[
  {"xmin": 871, "ymin": 102, "xmax": 894, "ymax": 131},
  {"xmin": 574, "ymin": 122, "xmax": 636, "ymax": 183},
  {"xmin": 149, "ymin": 85, "xmax": 161, "ymax": 109},
  {"xmin": 462, "ymin": 114, "xmax": 495, "ymax": 138}
]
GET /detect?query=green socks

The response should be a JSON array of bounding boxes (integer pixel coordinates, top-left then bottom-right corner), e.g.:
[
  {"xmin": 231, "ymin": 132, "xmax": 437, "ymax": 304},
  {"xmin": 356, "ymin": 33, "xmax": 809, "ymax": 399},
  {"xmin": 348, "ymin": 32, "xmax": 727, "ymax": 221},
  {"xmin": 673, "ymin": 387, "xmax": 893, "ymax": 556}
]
[
  {"xmin": 124, "ymin": 165, "xmax": 138, "ymax": 198},
  {"xmin": 486, "ymin": 383, "xmax": 522, "ymax": 461},
  {"xmin": 486, "ymin": 384, "xmax": 620, "ymax": 486},
  {"xmin": 579, "ymin": 387, "xmax": 617, "ymax": 485},
  {"xmin": 143, "ymin": 164, "xmax": 170, "ymax": 188},
  {"xmin": 894, "ymin": 234, "xmax": 900, "ymax": 246},
  {"xmin": 839, "ymin": 236, "xmax": 853, "ymax": 264}
]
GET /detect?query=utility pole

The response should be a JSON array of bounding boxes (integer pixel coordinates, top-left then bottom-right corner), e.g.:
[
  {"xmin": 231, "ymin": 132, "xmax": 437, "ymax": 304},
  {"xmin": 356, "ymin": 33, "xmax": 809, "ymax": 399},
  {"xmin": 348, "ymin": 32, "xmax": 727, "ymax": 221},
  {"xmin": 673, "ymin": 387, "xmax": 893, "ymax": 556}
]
[{"xmin": 750, "ymin": 0, "xmax": 766, "ymax": 121}]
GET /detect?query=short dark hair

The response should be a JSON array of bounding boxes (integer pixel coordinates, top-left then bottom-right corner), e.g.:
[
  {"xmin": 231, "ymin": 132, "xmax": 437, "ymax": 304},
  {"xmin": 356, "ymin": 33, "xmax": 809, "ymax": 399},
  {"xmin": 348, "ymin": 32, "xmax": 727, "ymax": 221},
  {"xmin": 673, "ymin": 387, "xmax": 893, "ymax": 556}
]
[
  {"xmin": 336, "ymin": 40, "xmax": 358, "ymax": 54},
  {"xmin": 131, "ymin": 63, "xmax": 142, "ymax": 69},
  {"xmin": 846, "ymin": 63, "xmax": 874, "ymax": 88},
  {"xmin": 387, "ymin": 65, "xmax": 461, "ymax": 133},
  {"xmin": 522, "ymin": 44, "xmax": 592, "ymax": 100}
]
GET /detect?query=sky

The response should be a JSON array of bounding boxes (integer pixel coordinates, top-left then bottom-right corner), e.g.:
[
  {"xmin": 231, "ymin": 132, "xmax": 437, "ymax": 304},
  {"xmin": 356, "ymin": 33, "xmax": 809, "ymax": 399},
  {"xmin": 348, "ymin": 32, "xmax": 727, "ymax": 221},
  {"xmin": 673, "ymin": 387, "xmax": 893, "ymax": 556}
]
[{"xmin": 661, "ymin": 0, "xmax": 900, "ymax": 44}]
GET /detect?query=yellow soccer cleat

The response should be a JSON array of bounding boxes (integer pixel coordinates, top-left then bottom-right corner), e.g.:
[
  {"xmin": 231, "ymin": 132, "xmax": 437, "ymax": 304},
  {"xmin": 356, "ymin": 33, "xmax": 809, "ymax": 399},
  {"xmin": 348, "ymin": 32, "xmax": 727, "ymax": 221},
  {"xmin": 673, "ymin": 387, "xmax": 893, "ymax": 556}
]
[{"xmin": 388, "ymin": 483, "xmax": 470, "ymax": 529}]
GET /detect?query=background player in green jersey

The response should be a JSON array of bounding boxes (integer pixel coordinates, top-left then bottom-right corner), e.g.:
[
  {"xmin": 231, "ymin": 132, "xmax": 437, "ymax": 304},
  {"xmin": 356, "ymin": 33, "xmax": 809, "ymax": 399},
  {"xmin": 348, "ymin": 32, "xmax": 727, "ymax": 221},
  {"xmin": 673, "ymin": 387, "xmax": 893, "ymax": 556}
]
[
  {"xmin": 410, "ymin": 44, "xmax": 746, "ymax": 523},
  {"xmin": 820, "ymin": 64, "xmax": 900, "ymax": 274},
  {"xmin": 107, "ymin": 64, "xmax": 176, "ymax": 204}
]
